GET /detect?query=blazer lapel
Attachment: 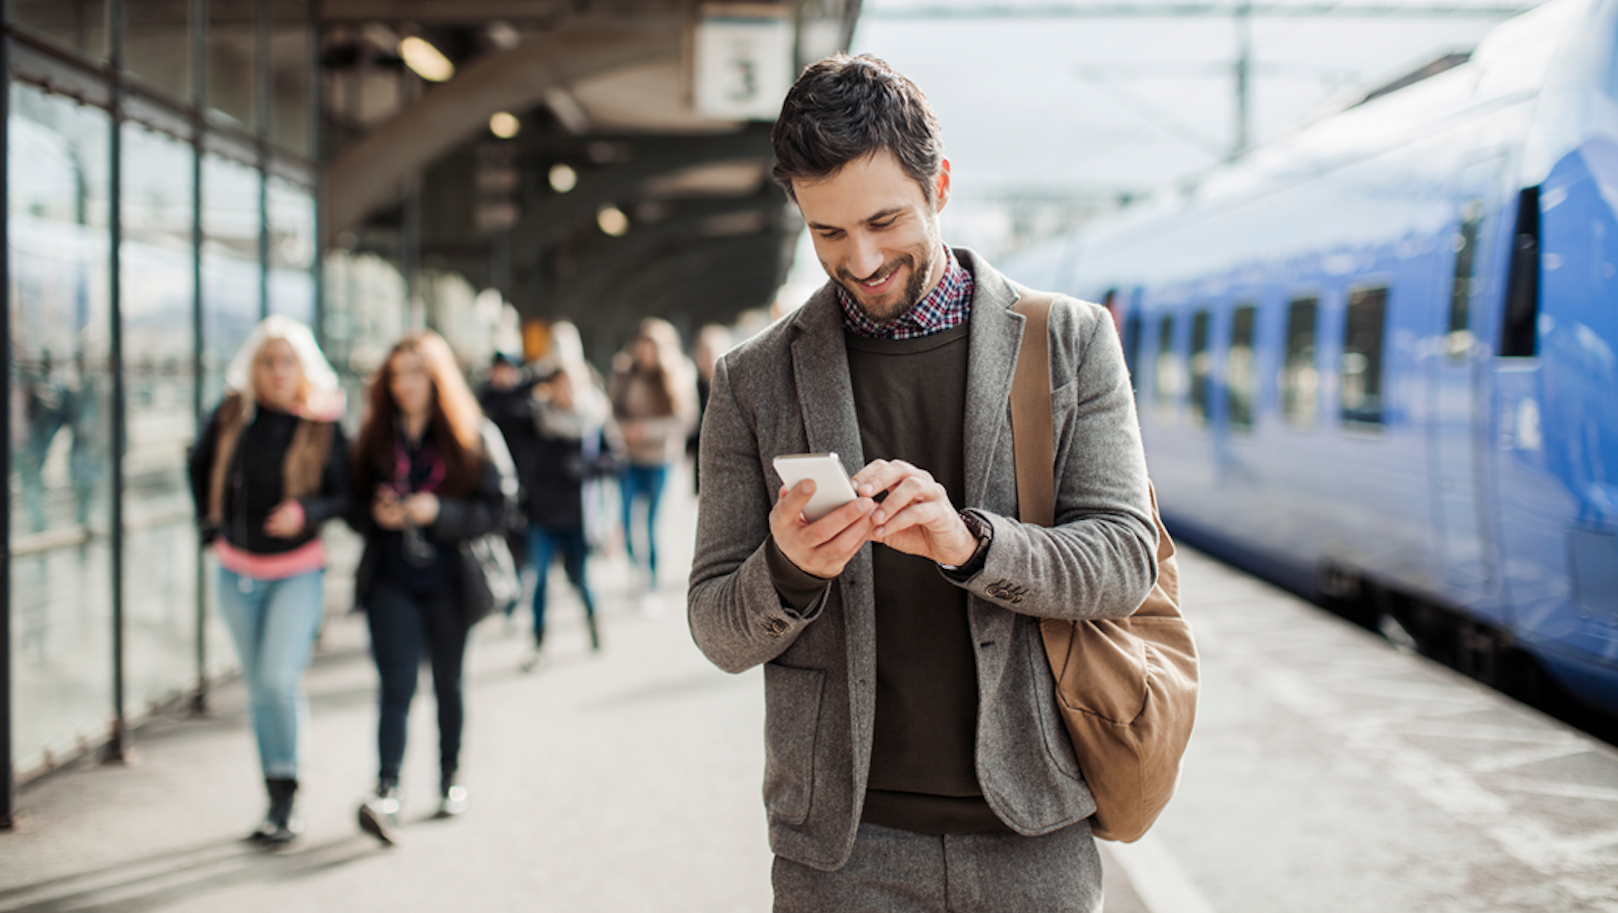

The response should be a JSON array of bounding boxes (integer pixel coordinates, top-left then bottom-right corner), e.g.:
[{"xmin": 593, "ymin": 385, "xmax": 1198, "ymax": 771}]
[
  {"xmin": 960, "ymin": 250, "xmax": 1025, "ymax": 511},
  {"xmin": 790, "ymin": 284, "xmax": 865, "ymax": 471}
]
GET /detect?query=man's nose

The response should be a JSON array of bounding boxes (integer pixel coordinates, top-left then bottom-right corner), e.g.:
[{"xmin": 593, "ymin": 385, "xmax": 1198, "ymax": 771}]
[{"xmin": 849, "ymin": 234, "xmax": 885, "ymax": 280}]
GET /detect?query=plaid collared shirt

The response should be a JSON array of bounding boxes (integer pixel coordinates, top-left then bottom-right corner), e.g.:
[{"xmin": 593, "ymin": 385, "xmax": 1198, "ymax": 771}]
[{"xmin": 837, "ymin": 246, "xmax": 973, "ymax": 340}]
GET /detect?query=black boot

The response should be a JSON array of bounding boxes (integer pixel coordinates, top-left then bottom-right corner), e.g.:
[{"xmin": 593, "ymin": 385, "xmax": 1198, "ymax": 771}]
[
  {"xmin": 586, "ymin": 614, "xmax": 601, "ymax": 652},
  {"xmin": 262, "ymin": 778, "xmax": 302, "ymax": 846}
]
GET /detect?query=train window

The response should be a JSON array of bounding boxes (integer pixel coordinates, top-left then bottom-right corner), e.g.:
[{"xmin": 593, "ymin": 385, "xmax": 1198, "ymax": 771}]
[
  {"xmin": 1227, "ymin": 305, "xmax": 1257, "ymax": 430},
  {"xmin": 1500, "ymin": 186, "xmax": 1541, "ymax": 358},
  {"xmin": 1282, "ymin": 297, "xmax": 1319, "ymax": 427},
  {"xmin": 1342, "ymin": 287, "xmax": 1388, "ymax": 426},
  {"xmin": 1155, "ymin": 314, "xmax": 1178, "ymax": 423},
  {"xmin": 1189, "ymin": 310, "xmax": 1212, "ymax": 427},
  {"xmin": 1123, "ymin": 311, "xmax": 1144, "ymax": 395},
  {"xmin": 1448, "ymin": 199, "xmax": 1483, "ymax": 358}
]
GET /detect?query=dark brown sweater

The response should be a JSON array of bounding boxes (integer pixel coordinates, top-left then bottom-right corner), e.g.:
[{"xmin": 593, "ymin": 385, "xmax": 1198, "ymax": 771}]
[{"xmin": 766, "ymin": 321, "xmax": 1005, "ymax": 835}]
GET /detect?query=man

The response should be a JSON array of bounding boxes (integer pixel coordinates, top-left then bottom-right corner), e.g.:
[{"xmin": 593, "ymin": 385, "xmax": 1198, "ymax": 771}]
[
  {"xmin": 476, "ymin": 350, "xmax": 537, "ymax": 631},
  {"xmin": 687, "ymin": 54, "xmax": 1158, "ymax": 912}
]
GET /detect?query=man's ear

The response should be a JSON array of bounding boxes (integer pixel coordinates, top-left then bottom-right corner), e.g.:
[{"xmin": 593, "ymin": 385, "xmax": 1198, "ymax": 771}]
[{"xmin": 933, "ymin": 159, "xmax": 952, "ymax": 213}]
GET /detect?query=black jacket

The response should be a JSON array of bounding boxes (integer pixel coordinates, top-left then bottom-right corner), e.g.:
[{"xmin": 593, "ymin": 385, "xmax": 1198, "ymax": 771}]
[
  {"xmin": 188, "ymin": 399, "xmax": 351, "ymax": 554},
  {"xmin": 347, "ymin": 419, "xmax": 519, "ymax": 606}
]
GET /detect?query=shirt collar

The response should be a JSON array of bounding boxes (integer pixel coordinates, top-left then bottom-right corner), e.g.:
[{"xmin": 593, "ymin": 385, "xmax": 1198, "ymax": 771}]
[{"xmin": 837, "ymin": 245, "xmax": 973, "ymax": 340}]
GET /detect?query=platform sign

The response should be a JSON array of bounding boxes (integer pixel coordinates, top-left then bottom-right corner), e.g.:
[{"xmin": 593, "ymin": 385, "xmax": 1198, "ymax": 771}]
[{"xmin": 694, "ymin": 9, "xmax": 794, "ymax": 122}]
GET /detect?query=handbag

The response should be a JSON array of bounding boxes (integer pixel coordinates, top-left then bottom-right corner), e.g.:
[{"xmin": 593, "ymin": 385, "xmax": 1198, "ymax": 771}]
[
  {"xmin": 1010, "ymin": 287, "xmax": 1200, "ymax": 843},
  {"xmin": 458, "ymin": 531, "xmax": 520, "ymax": 626}
]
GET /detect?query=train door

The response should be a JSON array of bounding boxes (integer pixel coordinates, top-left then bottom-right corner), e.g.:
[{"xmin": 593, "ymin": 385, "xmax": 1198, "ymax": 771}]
[{"xmin": 1429, "ymin": 153, "xmax": 1506, "ymax": 619}]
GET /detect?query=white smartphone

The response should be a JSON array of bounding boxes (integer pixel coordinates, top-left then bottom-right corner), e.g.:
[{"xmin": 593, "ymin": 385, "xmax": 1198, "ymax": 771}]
[{"xmin": 773, "ymin": 452, "xmax": 859, "ymax": 522}]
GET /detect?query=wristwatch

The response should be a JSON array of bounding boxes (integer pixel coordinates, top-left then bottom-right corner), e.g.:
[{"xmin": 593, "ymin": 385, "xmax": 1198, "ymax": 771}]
[{"xmin": 939, "ymin": 508, "xmax": 993, "ymax": 576}]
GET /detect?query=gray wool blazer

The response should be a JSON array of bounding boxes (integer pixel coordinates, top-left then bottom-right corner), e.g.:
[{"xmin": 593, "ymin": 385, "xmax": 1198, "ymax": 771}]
[{"xmin": 686, "ymin": 249, "xmax": 1158, "ymax": 872}]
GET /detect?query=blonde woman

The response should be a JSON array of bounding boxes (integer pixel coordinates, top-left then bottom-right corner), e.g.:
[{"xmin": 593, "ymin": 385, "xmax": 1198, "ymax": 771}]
[{"xmin": 188, "ymin": 316, "xmax": 350, "ymax": 846}]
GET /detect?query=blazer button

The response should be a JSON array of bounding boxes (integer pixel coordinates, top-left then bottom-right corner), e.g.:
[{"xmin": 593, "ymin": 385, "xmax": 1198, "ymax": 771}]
[{"xmin": 765, "ymin": 618, "xmax": 787, "ymax": 636}]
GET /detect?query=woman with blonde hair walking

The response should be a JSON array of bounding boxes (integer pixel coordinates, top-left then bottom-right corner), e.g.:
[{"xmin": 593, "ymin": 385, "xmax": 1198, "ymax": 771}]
[
  {"xmin": 189, "ymin": 315, "xmax": 350, "ymax": 846},
  {"xmin": 348, "ymin": 330, "xmax": 518, "ymax": 844}
]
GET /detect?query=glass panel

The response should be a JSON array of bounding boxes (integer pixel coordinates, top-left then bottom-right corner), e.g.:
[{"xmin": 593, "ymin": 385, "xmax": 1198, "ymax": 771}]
[
  {"xmin": 11, "ymin": 0, "xmax": 109, "ymax": 61},
  {"xmin": 202, "ymin": 152, "xmax": 262, "ymax": 406},
  {"xmin": 207, "ymin": 0, "xmax": 257, "ymax": 130},
  {"xmin": 1342, "ymin": 287, "xmax": 1388, "ymax": 426},
  {"xmin": 323, "ymin": 249, "xmax": 407, "ymax": 385},
  {"xmin": 1154, "ymin": 314, "xmax": 1177, "ymax": 424},
  {"xmin": 126, "ymin": 0, "xmax": 193, "ymax": 100},
  {"xmin": 121, "ymin": 122, "xmax": 199, "ymax": 719},
  {"xmin": 8, "ymin": 83, "xmax": 115, "ymax": 775},
  {"xmin": 267, "ymin": 176, "xmax": 315, "ymax": 325},
  {"xmin": 1227, "ymin": 305, "xmax": 1257, "ymax": 430},
  {"xmin": 271, "ymin": 0, "xmax": 312, "ymax": 157},
  {"xmin": 1189, "ymin": 310, "xmax": 1211, "ymax": 428},
  {"xmin": 1283, "ymin": 298, "xmax": 1319, "ymax": 428}
]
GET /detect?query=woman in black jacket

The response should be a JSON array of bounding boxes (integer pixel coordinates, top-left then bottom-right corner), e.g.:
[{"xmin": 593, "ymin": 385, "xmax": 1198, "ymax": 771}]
[
  {"xmin": 348, "ymin": 330, "xmax": 517, "ymax": 845},
  {"xmin": 188, "ymin": 316, "xmax": 350, "ymax": 846}
]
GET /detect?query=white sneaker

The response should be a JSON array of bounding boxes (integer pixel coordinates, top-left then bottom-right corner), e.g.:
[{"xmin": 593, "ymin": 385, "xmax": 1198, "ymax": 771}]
[{"xmin": 519, "ymin": 646, "xmax": 544, "ymax": 672}]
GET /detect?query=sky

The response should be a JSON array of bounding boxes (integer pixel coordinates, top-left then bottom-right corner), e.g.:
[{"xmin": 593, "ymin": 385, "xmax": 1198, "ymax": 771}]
[{"xmin": 773, "ymin": 0, "xmax": 1546, "ymax": 307}]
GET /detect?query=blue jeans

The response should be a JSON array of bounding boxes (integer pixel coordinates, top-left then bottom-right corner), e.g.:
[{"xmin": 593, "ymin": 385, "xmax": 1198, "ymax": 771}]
[
  {"xmin": 527, "ymin": 525, "xmax": 596, "ymax": 641},
  {"xmin": 216, "ymin": 568, "xmax": 326, "ymax": 780},
  {"xmin": 619, "ymin": 463, "xmax": 669, "ymax": 582},
  {"xmin": 365, "ymin": 579, "xmax": 468, "ymax": 783}
]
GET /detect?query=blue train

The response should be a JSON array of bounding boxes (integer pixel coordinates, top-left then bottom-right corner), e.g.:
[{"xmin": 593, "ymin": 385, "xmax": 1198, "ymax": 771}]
[{"xmin": 1003, "ymin": 0, "xmax": 1618, "ymax": 717}]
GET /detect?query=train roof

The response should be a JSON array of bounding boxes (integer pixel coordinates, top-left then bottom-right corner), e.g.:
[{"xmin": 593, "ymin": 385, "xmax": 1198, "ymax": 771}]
[{"xmin": 1038, "ymin": 0, "xmax": 1618, "ymax": 291}]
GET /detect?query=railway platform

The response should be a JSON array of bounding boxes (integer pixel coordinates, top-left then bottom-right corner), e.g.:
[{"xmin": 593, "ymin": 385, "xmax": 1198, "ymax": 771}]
[{"xmin": 1, "ymin": 468, "xmax": 1616, "ymax": 912}]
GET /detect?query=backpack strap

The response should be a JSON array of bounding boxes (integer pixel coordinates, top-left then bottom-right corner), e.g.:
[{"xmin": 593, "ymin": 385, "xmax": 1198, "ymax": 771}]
[{"xmin": 1010, "ymin": 287, "xmax": 1057, "ymax": 528}]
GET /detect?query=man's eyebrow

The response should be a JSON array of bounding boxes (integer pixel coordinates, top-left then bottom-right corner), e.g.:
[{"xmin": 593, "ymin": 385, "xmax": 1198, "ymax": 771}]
[{"xmin": 807, "ymin": 207, "xmax": 906, "ymax": 232}]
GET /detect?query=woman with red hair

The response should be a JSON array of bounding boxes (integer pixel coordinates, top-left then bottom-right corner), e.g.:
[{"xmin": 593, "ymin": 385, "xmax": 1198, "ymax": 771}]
[{"xmin": 348, "ymin": 331, "xmax": 518, "ymax": 844}]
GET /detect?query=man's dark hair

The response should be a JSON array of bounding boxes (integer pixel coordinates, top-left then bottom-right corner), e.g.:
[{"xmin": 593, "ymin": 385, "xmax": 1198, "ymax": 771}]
[{"xmin": 770, "ymin": 53, "xmax": 943, "ymax": 203}]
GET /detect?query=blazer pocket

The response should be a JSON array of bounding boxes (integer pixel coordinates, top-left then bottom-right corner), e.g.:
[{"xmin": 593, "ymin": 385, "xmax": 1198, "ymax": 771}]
[{"xmin": 762, "ymin": 661, "xmax": 825, "ymax": 826}]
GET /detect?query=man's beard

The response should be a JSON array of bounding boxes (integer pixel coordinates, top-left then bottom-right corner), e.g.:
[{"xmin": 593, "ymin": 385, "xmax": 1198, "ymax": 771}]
[{"xmin": 836, "ymin": 247, "xmax": 936, "ymax": 324}]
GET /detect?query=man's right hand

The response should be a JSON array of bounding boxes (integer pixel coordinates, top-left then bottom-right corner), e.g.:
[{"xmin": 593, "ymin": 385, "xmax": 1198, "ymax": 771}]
[{"xmin": 770, "ymin": 480, "xmax": 878, "ymax": 579}]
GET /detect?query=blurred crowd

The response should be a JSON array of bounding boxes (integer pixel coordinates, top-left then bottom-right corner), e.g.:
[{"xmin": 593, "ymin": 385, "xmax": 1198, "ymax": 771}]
[{"xmin": 187, "ymin": 313, "xmax": 732, "ymax": 849}]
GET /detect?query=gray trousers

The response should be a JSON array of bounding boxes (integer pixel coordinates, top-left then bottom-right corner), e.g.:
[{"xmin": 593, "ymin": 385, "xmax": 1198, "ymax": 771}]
[{"xmin": 772, "ymin": 821, "xmax": 1102, "ymax": 913}]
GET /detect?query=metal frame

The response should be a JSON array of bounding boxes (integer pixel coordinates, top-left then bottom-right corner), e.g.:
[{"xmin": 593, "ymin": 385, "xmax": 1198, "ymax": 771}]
[
  {"xmin": 2, "ymin": 0, "xmax": 15, "ymax": 833},
  {"xmin": 105, "ymin": 0, "xmax": 128, "ymax": 766}
]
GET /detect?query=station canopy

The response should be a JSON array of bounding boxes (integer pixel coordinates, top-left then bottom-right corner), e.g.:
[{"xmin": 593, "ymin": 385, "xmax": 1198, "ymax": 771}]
[{"xmin": 321, "ymin": 0, "xmax": 859, "ymax": 342}]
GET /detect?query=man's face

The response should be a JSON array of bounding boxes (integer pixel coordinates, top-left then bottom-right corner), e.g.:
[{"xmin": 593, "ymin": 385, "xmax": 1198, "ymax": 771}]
[{"xmin": 793, "ymin": 150, "xmax": 951, "ymax": 324}]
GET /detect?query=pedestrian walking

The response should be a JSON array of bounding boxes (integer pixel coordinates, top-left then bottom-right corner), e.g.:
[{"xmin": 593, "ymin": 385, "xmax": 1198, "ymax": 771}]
[
  {"xmin": 477, "ymin": 349, "xmax": 538, "ymax": 628},
  {"xmin": 607, "ymin": 318, "xmax": 696, "ymax": 603},
  {"xmin": 188, "ymin": 315, "xmax": 351, "ymax": 847},
  {"xmin": 687, "ymin": 54, "xmax": 1160, "ymax": 912},
  {"xmin": 520, "ymin": 356, "xmax": 620, "ymax": 670},
  {"xmin": 348, "ymin": 330, "xmax": 519, "ymax": 845}
]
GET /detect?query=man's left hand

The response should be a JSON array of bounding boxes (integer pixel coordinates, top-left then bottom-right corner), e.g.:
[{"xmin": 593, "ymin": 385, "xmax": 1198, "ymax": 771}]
[{"xmin": 852, "ymin": 459, "xmax": 978, "ymax": 565}]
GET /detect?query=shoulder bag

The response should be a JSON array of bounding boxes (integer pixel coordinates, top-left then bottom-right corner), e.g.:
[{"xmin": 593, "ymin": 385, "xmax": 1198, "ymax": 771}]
[{"xmin": 1010, "ymin": 288, "xmax": 1200, "ymax": 843}]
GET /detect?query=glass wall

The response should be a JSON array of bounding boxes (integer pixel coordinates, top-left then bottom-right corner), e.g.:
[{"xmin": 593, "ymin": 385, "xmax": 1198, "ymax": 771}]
[
  {"xmin": 11, "ymin": 1, "xmax": 110, "ymax": 62},
  {"xmin": 120, "ymin": 122, "xmax": 199, "ymax": 719},
  {"xmin": 126, "ymin": 1, "xmax": 193, "ymax": 100},
  {"xmin": 267, "ymin": 174, "xmax": 315, "ymax": 324},
  {"xmin": 6, "ymin": 2, "xmax": 325, "ymax": 786},
  {"xmin": 7, "ymin": 82, "xmax": 116, "ymax": 772},
  {"xmin": 201, "ymin": 151, "xmax": 262, "ymax": 407}
]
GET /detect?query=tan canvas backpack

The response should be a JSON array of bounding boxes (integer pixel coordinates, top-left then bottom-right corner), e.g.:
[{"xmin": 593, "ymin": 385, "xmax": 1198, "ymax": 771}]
[{"xmin": 1010, "ymin": 288, "xmax": 1200, "ymax": 843}]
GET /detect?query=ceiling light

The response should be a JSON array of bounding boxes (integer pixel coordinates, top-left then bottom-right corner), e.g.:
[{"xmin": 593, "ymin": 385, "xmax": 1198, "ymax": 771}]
[
  {"xmin": 398, "ymin": 36, "xmax": 454, "ymax": 82},
  {"xmin": 596, "ymin": 205, "xmax": 629, "ymax": 237},
  {"xmin": 489, "ymin": 112, "xmax": 520, "ymax": 139},
  {"xmin": 549, "ymin": 163, "xmax": 578, "ymax": 193}
]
